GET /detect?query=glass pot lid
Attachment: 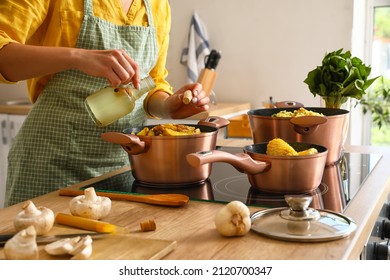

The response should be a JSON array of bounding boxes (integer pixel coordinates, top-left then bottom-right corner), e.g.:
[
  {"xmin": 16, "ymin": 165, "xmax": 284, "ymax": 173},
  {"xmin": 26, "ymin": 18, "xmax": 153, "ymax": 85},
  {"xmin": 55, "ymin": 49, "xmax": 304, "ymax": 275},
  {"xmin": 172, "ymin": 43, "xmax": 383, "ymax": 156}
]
[{"xmin": 250, "ymin": 195, "xmax": 357, "ymax": 242}]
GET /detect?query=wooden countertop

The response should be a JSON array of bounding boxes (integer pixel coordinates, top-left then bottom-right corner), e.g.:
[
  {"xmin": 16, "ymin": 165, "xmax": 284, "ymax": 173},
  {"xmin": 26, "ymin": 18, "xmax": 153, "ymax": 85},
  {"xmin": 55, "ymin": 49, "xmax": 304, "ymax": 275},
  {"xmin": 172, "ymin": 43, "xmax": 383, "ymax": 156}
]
[
  {"xmin": 0, "ymin": 101, "xmax": 251, "ymax": 118},
  {"xmin": 0, "ymin": 144, "xmax": 389, "ymax": 260},
  {"xmin": 0, "ymin": 104, "xmax": 32, "ymax": 115},
  {"xmin": 189, "ymin": 102, "xmax": 251, "ymax": 119}
]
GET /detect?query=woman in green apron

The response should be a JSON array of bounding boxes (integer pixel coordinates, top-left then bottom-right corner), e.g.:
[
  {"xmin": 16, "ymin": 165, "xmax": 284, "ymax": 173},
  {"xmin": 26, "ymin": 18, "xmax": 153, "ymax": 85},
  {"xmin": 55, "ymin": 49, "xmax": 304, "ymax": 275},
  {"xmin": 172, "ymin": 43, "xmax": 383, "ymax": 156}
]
[{"xmin": 0, "ymin": 0, "xmax": 210, "ymax": 206}]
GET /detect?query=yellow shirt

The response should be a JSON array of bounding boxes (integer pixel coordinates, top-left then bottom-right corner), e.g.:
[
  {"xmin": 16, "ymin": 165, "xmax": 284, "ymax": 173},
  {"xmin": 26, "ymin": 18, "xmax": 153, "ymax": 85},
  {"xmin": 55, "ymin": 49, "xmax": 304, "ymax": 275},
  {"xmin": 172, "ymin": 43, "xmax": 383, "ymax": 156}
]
[{"xmin": 0, "ymin": 0, "xmax": 173, "ymax": 103}]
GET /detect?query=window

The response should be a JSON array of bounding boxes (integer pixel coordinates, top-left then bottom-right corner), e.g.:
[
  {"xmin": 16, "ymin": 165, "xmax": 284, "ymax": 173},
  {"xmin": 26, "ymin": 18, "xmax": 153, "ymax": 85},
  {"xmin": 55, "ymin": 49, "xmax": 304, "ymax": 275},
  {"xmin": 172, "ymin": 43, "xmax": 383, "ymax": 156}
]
[{"xmin": 362, "ymin": 0, "xmax": 390, "ymax": 146}]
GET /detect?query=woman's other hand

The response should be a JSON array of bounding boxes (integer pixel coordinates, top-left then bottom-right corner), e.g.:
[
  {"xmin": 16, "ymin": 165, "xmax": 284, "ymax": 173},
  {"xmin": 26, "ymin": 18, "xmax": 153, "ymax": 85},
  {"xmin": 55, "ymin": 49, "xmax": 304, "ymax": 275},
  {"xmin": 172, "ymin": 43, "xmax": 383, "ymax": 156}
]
[
  {"xmin": 164, "ymin": 83, "xmax": 210, "ymax": 119},
  {"xmin": 146, "ymin": 83, "xmax": 210, "ymax": 119}
]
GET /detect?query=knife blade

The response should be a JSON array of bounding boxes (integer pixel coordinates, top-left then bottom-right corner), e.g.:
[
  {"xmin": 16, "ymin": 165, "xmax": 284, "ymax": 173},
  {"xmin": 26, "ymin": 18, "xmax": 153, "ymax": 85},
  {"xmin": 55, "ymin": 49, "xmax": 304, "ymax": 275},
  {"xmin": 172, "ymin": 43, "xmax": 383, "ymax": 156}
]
[{"xmin": 0, "ymin": 232, "xmax": 110, "ymax": 247}]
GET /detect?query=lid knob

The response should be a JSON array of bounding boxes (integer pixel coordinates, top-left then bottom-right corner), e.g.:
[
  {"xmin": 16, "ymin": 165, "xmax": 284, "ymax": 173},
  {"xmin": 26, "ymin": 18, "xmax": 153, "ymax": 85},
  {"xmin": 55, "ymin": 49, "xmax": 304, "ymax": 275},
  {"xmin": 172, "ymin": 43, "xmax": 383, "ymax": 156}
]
[{"xmin": 280, "ymin": 195, "xmax": 320, "ymax": 221}]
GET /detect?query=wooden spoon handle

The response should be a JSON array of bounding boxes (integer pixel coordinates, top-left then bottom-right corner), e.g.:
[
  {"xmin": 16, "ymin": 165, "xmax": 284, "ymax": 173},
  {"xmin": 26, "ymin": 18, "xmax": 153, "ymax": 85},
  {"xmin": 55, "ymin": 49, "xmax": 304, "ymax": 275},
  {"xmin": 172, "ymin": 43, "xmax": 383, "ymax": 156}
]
[{"xmin": 58, "ymin": 188, "xmax": 189, "ymax": 207}]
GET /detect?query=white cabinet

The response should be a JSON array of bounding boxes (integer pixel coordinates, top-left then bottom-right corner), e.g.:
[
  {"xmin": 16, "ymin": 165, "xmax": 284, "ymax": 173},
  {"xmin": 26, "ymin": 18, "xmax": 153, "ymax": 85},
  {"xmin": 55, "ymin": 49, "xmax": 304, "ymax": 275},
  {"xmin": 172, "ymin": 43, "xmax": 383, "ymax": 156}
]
[
  {"xmin": 0, "ymin": 114, "xmax": 8, "ymax": 209},
  {"xmin": 0, "ymin": 114, "xmax": 26, "ymax": 208}
]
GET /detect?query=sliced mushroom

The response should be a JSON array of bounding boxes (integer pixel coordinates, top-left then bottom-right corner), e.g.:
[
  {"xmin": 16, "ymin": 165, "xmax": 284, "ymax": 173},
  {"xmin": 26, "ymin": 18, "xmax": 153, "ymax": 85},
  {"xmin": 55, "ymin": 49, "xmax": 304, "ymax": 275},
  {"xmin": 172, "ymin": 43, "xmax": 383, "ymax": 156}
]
[
  {"xmin": 44, "ymin": 236, "xmax": 81, "ymax": 256},
  {"xmin": 4, "ymin": 225, "xmax": 39, "ymax": 260}
]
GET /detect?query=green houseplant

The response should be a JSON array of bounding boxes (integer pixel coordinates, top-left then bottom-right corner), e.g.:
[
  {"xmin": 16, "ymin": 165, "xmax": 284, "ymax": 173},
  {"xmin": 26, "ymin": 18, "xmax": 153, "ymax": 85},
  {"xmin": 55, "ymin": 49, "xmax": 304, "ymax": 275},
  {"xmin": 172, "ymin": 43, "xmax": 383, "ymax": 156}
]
[
  {"xmin": 304, "ymin": 49, "xmax": 379, "ymax": 108},
  {"xmin": 360, "ymin": 76, "xmax": 390, "ymax": 129}
]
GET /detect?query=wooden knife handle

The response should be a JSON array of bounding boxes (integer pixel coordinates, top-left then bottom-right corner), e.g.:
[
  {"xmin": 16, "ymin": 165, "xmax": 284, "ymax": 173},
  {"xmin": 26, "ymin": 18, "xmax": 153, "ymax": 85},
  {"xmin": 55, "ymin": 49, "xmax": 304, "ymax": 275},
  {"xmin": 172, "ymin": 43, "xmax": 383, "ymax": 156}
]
[{"xmin": 55, "ymin": 213, "xmax": 117, "ymax": 233}]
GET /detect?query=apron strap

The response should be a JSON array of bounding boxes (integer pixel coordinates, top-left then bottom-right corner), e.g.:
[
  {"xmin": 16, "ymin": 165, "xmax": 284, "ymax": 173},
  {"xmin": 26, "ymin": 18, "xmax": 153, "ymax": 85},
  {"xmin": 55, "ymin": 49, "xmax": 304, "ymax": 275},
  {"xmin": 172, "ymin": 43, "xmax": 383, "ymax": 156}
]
[
  {"xmin": 84, "ymin": 0, "xmax": 155, "ymax": 29},
  {"xmin": 83, "ymin": 0, "xmax": 94, "ymax": 16},
  {"xmin": 143, "ymin": 0, "xmax": 155, "ymax": 28}
]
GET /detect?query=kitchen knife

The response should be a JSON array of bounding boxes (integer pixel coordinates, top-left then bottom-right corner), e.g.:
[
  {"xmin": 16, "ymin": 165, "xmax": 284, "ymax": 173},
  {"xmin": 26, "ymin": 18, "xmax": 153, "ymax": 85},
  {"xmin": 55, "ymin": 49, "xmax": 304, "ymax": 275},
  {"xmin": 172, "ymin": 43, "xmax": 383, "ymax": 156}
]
[{"xmin": 0, "ymin": 232, "xmax": 110, "ymax": 247}]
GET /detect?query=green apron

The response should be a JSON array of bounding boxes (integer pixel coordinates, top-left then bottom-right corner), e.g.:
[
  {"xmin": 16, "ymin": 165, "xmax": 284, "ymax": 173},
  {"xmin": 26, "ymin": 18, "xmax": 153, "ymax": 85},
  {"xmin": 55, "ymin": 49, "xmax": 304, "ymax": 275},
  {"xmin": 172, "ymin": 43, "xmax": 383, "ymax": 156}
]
[{"xmin": 5, "ymin": 0, "xmax": 158, "ymax": 206}]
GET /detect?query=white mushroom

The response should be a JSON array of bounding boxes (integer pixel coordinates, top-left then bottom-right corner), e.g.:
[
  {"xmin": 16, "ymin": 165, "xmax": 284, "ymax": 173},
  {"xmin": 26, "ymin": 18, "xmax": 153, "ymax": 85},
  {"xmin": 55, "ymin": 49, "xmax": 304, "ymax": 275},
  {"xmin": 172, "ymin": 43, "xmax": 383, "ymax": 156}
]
[
  {"xmin": 44, "ymin": 235, "xmax": 93, "ymax": 260},
  {"xmin": 44, "ymin": 236, "xmax": 81, "ymax": 256},
  {"xmin": 14, "ymin": 200, "xmax": 55, "ymax": 235},
  {"xmin": 4, "ymin": 225, "xmax": 39, "ymax": 260},
  {"xmin": 69, "ymin": 187, "xmax": 111, "ymax": 220},
  {"xmin": 70, "ymin": 244, "xmax": 93, "ymax": 260},
  {"xmin": 69, "ymin": 235, "xmax": 93, "ymax": 260},
  {"xmin": 214, "ymin": 200, "xmax": 252, "ymax": 237}
]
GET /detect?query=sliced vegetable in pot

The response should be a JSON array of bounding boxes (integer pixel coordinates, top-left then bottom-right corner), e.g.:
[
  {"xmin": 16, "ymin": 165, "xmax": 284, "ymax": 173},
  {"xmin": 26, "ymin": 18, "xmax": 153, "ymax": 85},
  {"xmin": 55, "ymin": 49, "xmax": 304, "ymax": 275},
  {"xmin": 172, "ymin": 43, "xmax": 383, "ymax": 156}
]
[
  {"xmin": 272, "ymin": 107, "xmax": 324, "ymax": 118},
  {"xmin": 266, "ymin": 138, "xmax": 318, "ymax": 156},
  {"xmin": 136, "ymin": 124, "xmax": 201, "ymax": 136}
]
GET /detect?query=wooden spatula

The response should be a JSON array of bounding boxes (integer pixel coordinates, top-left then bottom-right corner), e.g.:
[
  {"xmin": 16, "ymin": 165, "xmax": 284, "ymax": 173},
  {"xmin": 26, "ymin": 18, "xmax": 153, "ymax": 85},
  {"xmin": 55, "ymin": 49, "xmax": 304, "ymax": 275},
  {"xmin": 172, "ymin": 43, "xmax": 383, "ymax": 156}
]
[{"xmin": 59, "ymin": 188, "xmax": 189, "ymax": 207}]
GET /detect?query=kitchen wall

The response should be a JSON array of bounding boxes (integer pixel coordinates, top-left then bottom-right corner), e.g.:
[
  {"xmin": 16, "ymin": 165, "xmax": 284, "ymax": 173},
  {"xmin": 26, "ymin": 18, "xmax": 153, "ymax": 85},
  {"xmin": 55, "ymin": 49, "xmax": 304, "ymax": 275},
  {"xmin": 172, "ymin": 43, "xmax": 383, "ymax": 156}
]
[
  {"xmin": 166, "ymin": 0, "xmax": 354, "ymax": 108},
  {"xmin": 0, "ymin": 0, "xmax": 354, "ymax": 109}
]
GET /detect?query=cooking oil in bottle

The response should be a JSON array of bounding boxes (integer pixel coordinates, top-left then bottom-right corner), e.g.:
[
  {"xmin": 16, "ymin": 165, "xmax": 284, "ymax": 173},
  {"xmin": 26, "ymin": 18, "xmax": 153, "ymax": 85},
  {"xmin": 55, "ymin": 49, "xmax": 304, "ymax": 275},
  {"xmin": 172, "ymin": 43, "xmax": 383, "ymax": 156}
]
[{"xmin": 85, "ymin": 76, "xmax": 155, "ymax": 127}]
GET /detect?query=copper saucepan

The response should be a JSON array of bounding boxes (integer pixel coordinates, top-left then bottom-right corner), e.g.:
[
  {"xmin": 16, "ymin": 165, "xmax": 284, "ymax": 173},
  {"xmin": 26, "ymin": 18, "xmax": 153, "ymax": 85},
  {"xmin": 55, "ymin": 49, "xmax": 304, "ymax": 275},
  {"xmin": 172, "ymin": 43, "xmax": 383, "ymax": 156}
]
[
  {"xmin": 247, "ymin": 107, "xmax": 349, "ymax": 165},
  {"xmin": 186, "ymin": 142, "xmax": 328, "ymax": 193},
  {"xmin": 101, "ymin": 116, "xmax": 229, "ymax": 185}
]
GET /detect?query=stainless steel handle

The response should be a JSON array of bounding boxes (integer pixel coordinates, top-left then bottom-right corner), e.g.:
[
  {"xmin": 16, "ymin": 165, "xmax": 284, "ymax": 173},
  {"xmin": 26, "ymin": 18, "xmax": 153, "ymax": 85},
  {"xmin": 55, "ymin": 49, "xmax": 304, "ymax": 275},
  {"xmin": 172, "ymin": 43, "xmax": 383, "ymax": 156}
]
[
  {"xmin": 1, "ymin": 120, "xmax": 7, "ymax": 145},
  {"xmin": 9, "ymin": 120, "xmax": 15, "ymax": 142}
]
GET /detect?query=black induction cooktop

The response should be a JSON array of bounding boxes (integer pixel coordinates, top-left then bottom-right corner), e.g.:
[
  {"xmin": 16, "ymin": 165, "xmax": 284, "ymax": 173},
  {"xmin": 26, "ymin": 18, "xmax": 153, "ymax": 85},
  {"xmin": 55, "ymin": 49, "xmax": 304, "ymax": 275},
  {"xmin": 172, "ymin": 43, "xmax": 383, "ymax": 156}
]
[{"xmin": 82, "ymin": 146, "xmax": 381, "ymax": 212}]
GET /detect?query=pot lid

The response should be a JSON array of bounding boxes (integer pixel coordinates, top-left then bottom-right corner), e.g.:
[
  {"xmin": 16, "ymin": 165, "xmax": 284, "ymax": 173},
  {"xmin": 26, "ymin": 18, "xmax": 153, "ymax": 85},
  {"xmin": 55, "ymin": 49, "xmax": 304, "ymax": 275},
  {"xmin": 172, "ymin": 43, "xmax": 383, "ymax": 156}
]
[{"xmin": 250, "ymin": 195, "xmax": 357, "ymax": 242}]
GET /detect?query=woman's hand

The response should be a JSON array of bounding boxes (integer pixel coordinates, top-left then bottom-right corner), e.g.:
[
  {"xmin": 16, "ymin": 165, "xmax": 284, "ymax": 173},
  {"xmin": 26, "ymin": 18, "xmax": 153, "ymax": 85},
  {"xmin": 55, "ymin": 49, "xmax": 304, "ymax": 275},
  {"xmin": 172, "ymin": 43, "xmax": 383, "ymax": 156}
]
[
  {"xmin": 0, "ymin": 43, "xmax": 141, "ymax": 88},
  {"xmin": 163, "ymin": 83, "xmax": 210, "ymax": 119},
  {"xmin": 76, "ymin": 49, "xmax": 141, "ymax": 88}
]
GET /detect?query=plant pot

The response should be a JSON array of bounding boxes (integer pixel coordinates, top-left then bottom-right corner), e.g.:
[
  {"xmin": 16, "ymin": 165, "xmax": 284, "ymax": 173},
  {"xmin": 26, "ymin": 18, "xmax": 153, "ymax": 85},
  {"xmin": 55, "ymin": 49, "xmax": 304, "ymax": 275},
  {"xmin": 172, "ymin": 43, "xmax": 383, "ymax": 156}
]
[{"xmin": 322, "ymin": 96, "xmax": 349, "ymax": 109}]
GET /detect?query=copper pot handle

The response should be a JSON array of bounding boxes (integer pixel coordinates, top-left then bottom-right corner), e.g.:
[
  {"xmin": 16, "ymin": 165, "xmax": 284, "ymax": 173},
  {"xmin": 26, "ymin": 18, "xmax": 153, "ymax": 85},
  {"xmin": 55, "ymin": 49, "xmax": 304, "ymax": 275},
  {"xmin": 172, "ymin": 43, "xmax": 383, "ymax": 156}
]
[
  {"xmin": 186, "ymin": 150, "xmax": 269, "ymax": 174},
  {"xmin": 274, "ymin": 101, "xmax": 304, "ymax": 108},
  {"xmin": 289, "ymin": 116, "xmax": 327, "ymax": 135},
  {"xmin": 197, "ymin": 116, "xmax": 230, "ymax": 129},
  {"xmin": 101, "ymin": 132, "xmax": 147, "ymax": 155}
]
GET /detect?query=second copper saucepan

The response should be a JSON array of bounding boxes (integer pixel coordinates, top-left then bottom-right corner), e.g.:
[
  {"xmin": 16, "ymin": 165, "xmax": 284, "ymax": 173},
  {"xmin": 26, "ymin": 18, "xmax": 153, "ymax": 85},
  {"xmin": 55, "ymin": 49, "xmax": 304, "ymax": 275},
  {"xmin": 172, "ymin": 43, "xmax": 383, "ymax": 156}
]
[
  {"xmin": 247, "ymin": 107, "xmax": 349, "ymax": 164},
  {"xmin": 186, "ymin": 142, "xmax": 328, "ymax": 193}
]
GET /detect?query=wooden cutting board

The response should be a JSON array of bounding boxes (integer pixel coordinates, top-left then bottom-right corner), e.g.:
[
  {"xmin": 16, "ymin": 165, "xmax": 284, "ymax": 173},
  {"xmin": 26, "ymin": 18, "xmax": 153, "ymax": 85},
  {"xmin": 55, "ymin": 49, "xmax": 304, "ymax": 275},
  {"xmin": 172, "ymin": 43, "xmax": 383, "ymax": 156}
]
[{"xmin": 0, "ymin": 234, "xmax": 177, "ymax": 260}]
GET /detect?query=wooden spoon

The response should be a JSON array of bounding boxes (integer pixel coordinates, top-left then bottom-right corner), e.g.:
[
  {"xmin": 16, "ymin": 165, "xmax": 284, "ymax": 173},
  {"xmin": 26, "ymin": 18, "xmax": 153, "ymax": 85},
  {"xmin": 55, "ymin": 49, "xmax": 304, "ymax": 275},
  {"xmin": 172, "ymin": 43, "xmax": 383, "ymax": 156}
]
[{"xmin": 59, "ymin": 188, "xmax": 189, "ymax": 207}]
